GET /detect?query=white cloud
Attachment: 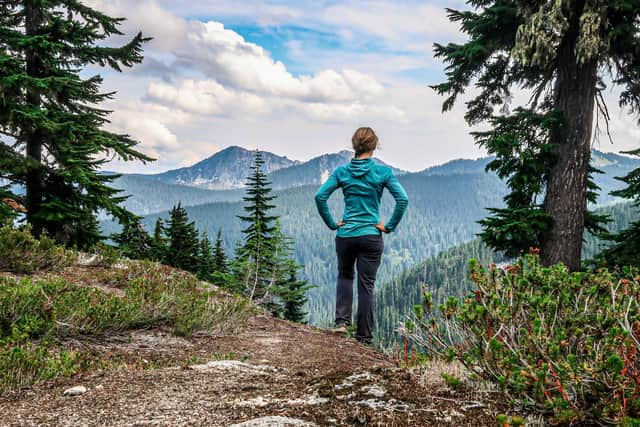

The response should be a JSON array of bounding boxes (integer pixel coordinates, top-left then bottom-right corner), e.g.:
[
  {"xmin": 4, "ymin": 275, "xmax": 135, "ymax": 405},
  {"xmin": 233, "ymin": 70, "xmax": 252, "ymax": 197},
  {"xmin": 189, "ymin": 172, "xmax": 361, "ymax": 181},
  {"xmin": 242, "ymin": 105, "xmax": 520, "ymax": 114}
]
[
  {"xmin": 175, "ymin": 21, "xmax": 385, "ymax": 103},
  {"xmin": 146, "ymin": 79, "xmax": 269, "ymax": 116},
  {"xmin": 146, "ymin": 77, "xmax": 403, "ymax": 124},
  {"xmin": 89, "ymin": 0, "xmax": 401, "ymax": 116}
]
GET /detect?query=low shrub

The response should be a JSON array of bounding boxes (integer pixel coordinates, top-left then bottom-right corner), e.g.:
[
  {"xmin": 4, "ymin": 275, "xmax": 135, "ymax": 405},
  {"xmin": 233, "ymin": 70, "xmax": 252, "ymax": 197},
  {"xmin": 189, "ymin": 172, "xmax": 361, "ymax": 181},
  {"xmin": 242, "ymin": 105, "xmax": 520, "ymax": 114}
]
[
  {"xmin": 0, "ymin": 344, "xmax": 80, "ymax": 392},
  {"xmin": 0, "ymin": 226, "xmax": 75, "ymax": 273},
  {"xmin": 402, "ymin": 253, "xmax": 640, "ymax": 424},
  {"xmin": 0, "ymin": 262, "xmax": 251, "ymax": 340}
]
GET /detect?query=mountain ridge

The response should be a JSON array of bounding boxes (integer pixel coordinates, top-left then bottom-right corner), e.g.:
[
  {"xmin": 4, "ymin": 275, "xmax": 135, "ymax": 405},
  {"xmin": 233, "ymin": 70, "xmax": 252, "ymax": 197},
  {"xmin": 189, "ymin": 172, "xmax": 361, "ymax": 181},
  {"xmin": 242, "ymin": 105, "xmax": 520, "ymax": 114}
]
[{"xmin": 147, "ymin": 146, "xmax": 298, "ymax": 190}]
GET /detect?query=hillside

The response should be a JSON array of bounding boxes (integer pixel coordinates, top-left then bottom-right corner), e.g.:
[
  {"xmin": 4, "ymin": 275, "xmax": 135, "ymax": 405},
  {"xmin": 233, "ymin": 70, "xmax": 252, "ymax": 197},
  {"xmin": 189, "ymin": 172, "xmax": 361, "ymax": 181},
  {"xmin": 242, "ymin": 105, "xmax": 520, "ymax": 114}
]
[
  {"xmin": 376, "ymin": 201, "xmax": 640, "ymax": 343},
  {"xmin": 0, "ymin": 249, "xmax": 509, "ymax": 426},
  {"xmin": 377, "ymin": 239, "xmax": 503, "ymax": 344},
  {"xmin": 102, "ymin": 148, "xmax": 640, "ymax": 327},
  {"xmin": 102, "ymin": 171, "xmax": 509, "ymax": 325}
]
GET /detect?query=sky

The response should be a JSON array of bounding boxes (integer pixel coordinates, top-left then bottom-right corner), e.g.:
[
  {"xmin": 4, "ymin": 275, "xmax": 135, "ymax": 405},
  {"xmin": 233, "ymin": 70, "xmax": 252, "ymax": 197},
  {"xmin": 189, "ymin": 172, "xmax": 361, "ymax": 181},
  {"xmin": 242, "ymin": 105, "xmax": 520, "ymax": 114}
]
[{"xmin": 88, "ymin": 0, "xmax": 640, "ymax": 174}]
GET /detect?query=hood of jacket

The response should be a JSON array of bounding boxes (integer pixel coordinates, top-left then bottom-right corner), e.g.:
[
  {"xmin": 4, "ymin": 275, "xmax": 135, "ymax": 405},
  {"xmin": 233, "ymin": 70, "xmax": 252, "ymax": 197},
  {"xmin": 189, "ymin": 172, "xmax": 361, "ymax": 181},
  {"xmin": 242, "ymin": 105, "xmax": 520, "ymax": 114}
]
[{"xmin": 346, "ymin": 158, "xmax": 374, "ymax": 178}]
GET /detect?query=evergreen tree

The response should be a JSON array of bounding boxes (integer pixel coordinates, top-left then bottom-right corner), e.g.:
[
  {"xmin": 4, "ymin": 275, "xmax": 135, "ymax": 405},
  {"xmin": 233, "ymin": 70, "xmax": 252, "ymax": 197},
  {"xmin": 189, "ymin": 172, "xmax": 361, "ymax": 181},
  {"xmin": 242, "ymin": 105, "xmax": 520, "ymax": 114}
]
[
  {"xmin": 111, "ymin": 216, "xmax": 152, "ymax": 260},
  {"xmin": 150, "ymin": 218, "xmax": 166, "ymax": 261},
  {"xmin": 0, "ymin": 1, "xmax": 152, "ymax": 249},
  {"xmin": 235, "ymin": 150, "xmax": 278, "ymax": 302},
  {"xmin": 213, "ymin": 228, "xmax": 228, "ymax": 274},
  {"xmin": 268, "ymin": 220, "xmax": 312, "ymax": 321},
  {"xmin": 599, "ymin": 148, "xmax": 640, "ymax": 266},
  {"xmin": 280, "ymin": 262, "xmax": 312, "ymax": 323},
  {"xmin": 164, "ymin": 203, "xmax": 199, "ymax": 272},
  {"xmin": 431, "ymin": 1, "xmax": 640, "ymax": 270},
  {"xmin": 197, "ymin": 232, "xmax": 216, "ymax": 281}
]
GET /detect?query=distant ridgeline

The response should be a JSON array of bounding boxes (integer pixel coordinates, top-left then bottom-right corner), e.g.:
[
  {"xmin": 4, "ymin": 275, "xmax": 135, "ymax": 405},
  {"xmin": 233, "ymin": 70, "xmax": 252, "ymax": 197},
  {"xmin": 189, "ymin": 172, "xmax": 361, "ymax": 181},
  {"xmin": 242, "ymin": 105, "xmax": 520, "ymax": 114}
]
[{"xmin": 102, "ymin": 147, "xmax": 640, "ymax": 327}]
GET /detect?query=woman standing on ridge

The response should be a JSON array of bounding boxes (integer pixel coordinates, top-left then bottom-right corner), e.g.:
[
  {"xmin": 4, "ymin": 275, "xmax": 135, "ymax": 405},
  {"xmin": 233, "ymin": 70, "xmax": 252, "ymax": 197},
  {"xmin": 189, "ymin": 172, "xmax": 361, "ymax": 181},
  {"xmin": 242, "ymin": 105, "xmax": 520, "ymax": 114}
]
[{"xmin": 314, "ymin": 127, "xmax": 408, "ymax": 345}]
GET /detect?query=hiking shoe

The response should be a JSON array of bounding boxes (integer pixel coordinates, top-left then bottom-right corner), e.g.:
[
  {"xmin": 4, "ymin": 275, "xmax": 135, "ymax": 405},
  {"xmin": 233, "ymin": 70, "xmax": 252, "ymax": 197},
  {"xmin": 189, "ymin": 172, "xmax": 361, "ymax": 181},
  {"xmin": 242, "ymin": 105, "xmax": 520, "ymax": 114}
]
[
  {"xmin": 357, "ymin": 338, "xmax": 373, "ymax": 346},
  {"xmin": 331, "ymin": 324, "xmax": 348, "ymax": 335}
]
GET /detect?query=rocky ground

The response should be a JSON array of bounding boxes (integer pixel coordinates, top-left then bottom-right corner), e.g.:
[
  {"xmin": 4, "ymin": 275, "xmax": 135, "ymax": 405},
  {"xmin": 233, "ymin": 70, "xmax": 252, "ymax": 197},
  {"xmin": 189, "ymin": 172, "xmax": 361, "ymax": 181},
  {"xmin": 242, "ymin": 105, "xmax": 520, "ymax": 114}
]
[{"xmin": 0, "ymin": 312, "xmax": 516, "ymax": 427}]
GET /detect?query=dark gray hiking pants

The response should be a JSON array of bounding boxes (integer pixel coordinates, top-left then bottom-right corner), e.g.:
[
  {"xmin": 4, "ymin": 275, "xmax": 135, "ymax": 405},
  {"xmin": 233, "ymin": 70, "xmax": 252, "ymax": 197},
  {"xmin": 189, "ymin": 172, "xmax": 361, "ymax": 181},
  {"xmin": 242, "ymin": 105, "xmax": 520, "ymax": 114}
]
[{"xmin": 335, "ymin": 234, "xmax": 384, "ymax": 343}]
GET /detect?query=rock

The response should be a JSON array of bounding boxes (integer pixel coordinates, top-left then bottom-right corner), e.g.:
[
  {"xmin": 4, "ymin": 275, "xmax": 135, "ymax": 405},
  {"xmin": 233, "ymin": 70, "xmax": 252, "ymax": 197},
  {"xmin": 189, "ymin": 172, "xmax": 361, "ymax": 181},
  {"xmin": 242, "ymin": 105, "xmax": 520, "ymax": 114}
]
[
  {"xmin": 235, "ymin": 396, "xmax": 271, "ymax": 407},
  {"xmin": 361, "ymin": 384, "xmax": 385, "ymax": 398},
  {"xmin": 63, "ymin": 386, "xmax": 87, "ymax": 396},
  {"xmin": 76, "ymin": 253, "xmax": 101, "ymax": 266},
  {"xmin": 286, "ymin": 393, "xmax": 330, "ymax": 406},
  {"xmin": 188, "ymin": 360, "xmax": 276, "ymax": 373},
  {"xmin": 228, "ymin": 416, "xmax": 317, "ymax": 426}
]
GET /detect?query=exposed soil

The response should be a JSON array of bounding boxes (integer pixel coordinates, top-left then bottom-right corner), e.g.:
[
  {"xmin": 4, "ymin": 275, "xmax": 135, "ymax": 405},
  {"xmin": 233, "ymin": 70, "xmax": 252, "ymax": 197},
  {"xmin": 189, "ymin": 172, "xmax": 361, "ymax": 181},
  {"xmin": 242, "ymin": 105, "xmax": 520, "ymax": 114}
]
[{"xmin": 0, "ymin": 313, "xmax": 511, "ymax": 426}]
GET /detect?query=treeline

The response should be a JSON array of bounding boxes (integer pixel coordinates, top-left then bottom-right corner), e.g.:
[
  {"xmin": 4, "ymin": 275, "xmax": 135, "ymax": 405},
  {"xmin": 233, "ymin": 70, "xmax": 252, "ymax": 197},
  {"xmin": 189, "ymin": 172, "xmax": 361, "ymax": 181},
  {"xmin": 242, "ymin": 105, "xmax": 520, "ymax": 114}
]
[{"xmin": 109, "ymin": 152, "xmax": 311, "ymax": 323}]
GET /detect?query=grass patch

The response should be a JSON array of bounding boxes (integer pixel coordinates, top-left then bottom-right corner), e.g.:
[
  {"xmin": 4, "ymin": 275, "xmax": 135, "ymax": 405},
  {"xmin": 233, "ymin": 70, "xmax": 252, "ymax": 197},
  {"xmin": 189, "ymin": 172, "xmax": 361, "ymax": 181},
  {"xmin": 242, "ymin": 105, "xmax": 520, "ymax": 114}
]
[{"xmin": 0, "ymin": 259, "xmax": 253, "ymax": 393}]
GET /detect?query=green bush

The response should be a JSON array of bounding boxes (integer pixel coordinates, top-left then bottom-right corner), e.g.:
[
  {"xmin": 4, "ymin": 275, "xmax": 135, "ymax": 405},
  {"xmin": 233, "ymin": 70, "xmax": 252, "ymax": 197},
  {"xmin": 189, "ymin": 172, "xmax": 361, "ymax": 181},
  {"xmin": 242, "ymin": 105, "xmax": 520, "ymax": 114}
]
[
  {"xmin": 0, "ymin": 226, "xmax": 75, "ymax": 273},
  {"xmin": 403, "ymin": 254, "xmax": 640, "ymax": 424}
]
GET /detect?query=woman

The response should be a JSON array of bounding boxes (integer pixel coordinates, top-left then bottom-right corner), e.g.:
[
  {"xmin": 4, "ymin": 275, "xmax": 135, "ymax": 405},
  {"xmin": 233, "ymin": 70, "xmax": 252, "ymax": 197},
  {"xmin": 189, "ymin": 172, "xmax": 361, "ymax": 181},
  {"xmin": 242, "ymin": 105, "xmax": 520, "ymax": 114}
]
[{"xmin": 314, "ymin": 127, "xmax": 408, "ymax": 344}]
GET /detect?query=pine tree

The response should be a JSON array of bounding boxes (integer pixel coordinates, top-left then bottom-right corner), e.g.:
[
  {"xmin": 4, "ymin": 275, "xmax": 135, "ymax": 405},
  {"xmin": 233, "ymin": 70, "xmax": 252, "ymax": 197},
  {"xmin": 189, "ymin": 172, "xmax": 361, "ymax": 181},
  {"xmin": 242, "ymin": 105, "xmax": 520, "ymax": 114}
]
[
  {"xmin": 431, "ymin": 1, "xmax": 640, "ymax": 270},
  {"xmin": 197, "ymin": 232, "xmax": 216, "ymax": 281},
  {"xmin": 0, "ymin": 1, "xmax": 152, "ymax": 249},
  {"xmin": 280, "ymin": 261, "xmax": 312, "ymax": 323},
  {"xmin": 164, "ymin": 203, "xmax": 200, "ymax": 272},
  {"xmin": 150, "ymin": 218, "xmax": 166, "ymax": 261},
  {"xmin": 599, "ymin": 148, "xmax": 640, "ymax": 266},
  {"xmin": 111, "ymin": 216, "xmax": 152, "ymax": 260},
  {"xmin": 213, "ymin": 228, "xmax": 228, "ymax": 274},
  {"xmin": 268, "ymin": 220, "xmax": 312, "ymax": 321},
  {"xmin": 235, "ymin": 150, "xmax": 278, "ymax": 302}
]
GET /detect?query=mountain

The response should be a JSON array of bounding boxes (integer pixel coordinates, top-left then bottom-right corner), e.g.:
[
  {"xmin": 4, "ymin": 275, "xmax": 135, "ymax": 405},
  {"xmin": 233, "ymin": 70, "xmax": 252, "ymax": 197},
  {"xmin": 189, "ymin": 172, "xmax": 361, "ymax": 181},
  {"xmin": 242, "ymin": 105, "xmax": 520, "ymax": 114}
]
[
  {"xmin": 111, "ymin": 175, "xmax": 244, "ymax": 216},
  {"xmin": 421, "ymin": 157, "xmax": 493, "ymax": 176},
  {"xmin": 420, "ymin": 150, "xmax": 640, "ymax": 205},
  {"xmin": 269, "ymin": 150, "xmax": 405, "ymax": 190},
  {"xmin": 111, "ymin": 148, "xmax": 407, "ymax": 214},
  {"xmin": 146, "ymin": 146, "xmax": 297, "ymax": 190}
]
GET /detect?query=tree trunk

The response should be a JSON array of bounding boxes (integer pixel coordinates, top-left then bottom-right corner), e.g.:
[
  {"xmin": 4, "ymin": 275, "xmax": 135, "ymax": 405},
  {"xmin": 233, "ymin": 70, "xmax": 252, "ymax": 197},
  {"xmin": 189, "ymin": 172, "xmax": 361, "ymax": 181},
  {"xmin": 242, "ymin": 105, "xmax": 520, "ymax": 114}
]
[
  {"xmin": 24, "ymin": 0, "xmax": 45, "ymax": 237},
  {"xmin": 541, "ymin": 0, "xmax": 597, "ymax": 271}
]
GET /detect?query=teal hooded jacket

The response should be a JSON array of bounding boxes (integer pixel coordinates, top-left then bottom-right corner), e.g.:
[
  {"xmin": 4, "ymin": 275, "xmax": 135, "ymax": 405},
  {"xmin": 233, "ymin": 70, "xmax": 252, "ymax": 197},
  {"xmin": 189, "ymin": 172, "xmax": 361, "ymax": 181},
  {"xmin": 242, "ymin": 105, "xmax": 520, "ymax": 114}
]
[{"xmin": 314, "ymin": 158, "xmax": 408, "ymax": 238}]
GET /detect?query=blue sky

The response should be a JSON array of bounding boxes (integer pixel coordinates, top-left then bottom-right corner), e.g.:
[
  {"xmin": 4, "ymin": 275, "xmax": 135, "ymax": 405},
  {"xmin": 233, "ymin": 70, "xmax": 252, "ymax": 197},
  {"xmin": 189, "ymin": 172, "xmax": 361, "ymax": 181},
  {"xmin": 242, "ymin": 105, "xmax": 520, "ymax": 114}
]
[{"xmin": 88, "ymin": 0, "xmax": 639, "ymax": 174}]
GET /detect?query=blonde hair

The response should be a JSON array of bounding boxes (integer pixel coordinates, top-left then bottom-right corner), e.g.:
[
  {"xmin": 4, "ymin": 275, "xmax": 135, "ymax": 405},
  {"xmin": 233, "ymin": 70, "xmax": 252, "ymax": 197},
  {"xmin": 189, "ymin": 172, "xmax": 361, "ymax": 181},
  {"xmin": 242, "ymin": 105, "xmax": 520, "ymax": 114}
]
[{"xmin": 351, "ymin": 127, "xmax": 378, "ymax": 156}]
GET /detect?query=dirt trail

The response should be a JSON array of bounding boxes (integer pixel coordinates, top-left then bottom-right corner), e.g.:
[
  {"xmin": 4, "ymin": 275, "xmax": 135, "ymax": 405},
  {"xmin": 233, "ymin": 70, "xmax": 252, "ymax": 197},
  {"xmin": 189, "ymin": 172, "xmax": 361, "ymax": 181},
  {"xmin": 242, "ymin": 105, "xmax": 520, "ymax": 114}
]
[{"xmin": 0, "ymin": 315, "xmax": 504, "ymax": 426}]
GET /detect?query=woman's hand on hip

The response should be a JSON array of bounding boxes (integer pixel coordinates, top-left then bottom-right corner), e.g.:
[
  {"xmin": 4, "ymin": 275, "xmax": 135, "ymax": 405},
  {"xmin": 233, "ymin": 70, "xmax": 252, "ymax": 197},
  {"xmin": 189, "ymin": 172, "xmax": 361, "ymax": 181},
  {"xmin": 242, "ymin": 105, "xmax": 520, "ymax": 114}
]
[
  {"xmin": 337, "ymin": 221, "xmax": 345, "ymax": 228},
  {"xmin": 375, "ymin": 222, "xmax": 389, "ymax": 233}
]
